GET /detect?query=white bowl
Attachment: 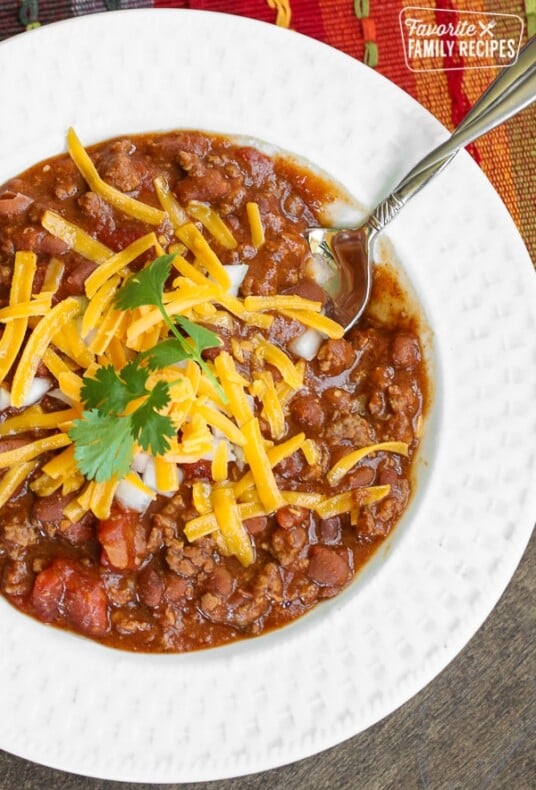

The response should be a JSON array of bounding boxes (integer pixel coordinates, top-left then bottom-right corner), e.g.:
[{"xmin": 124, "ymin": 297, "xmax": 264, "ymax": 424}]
[{"xmin": 0, "ymin": 9, "xmax": 534, "ymax": 783}]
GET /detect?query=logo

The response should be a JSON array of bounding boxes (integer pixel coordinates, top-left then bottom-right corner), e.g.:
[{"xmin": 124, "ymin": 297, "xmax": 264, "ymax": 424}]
[{"xmin": 399, "ymin": 6, "xmax": 524, "ymax": 71}]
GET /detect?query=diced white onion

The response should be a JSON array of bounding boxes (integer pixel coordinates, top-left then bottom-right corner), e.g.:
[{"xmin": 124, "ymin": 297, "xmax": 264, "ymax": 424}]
[
  {"xmin": 134, "ymin": 454, "xmax": 182, "ymax": 497},
  {"xmin": 142, "ymin": 457, "xmax": 157, "ymax": 489},
  {"xmin": 223, "ymin": 263, "xmax": 248, "ymax": 296},
  {"xmin": 289, "ymin": 328, "xmax": 324, "ymax": 361},
  {"xmin": 82, "ymin": 327, "xmax": 97, "ymax": 343},
  {"xmin": 115, "ymin": 473, "xmax": 153, "ymax": 513},
  {"xmin": 0, "ymin": 377, "xmax": 52, "ymax": 409},
  {"xmin": 0, "ymin": 387, "xmax": 11, "ymax": 410},
  {"xmin": 233, "ymin": 445, "xmax": 245, "ymax": 471},
  {"xmin": 131, "ymin": 452, "xmax": 151, "ymax": 474},
  {"xmin": 47, "ymin": 388, "xmax": 74, "ymax": 406},
  {"xmin": 23, "ymin": 377, "xmax": 52, "ymax": 406},
  {"xmin": 200, "ymin": 430, "xmax": 238, "ymax": 464}
]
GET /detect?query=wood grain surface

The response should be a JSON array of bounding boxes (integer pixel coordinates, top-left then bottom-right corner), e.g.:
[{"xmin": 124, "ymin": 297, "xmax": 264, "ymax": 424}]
[{"xmin": 0, "ymin": 530, "xmax": 533, "ymax": 790}]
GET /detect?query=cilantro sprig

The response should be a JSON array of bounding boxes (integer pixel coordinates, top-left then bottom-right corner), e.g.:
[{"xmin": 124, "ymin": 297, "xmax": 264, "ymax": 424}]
[
  {"xmin": 114, "ymin": 255, "xmax": 223, "ymax": 393},
  {"xmin": 69, "ymin": 360, "xmax": 175, "ymax": 482},
  {"xmin": 69, "ymin": 255, "xmax": 223, "ymax": 483}
]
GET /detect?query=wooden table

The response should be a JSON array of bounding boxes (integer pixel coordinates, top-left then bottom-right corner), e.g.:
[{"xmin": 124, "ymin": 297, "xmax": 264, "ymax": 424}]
[{"xmin": 1, "ymin": 530, "xmax": 533, "ymax": 789}]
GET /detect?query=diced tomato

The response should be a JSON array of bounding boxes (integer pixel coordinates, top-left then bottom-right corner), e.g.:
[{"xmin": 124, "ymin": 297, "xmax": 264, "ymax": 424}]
[
  {"xmin": 64, "ymin": 576, "xmax": 109, "ymax": 637},
  {"xmin": 236, "ymin": 146, "xmax": 274, "ymax": 183},
  {"xmin": 98, "ymin": 506, "xmax": 147, "ymax": 571},
  {"xmin": 32, "ymin": 561, "xmax": 66, "ymax": 622},
  {"xmin": 180, "ymin": 460, "xmax": 212, "ymax": 482},
  {"xmin": 98, "ymin": 224, "xmax": 141, "ymax": 252},
  {"xmin": 32, "ymin": 558, "xmax": 109, "ymax": 637}
]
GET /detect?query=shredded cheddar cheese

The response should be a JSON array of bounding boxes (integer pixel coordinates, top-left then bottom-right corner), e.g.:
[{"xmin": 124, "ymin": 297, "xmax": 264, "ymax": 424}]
[
  {"xmin": 42, "ymin": 210, "xmax": 112, "ymax": 263},
  {"xmin": 0, "ymin": 461, "xmax": 38, "ymax": 509},
  {"xmin": 85, "ymin": 232, "xmax": 161, "ymax": 298},
  {"xmin": 239, "ymin": 418, "xmax": 286, "ymax": 513},
  {"xmin": 171, "ymin": 254, "xmax": 214, "ymax": 287},
  {"xmin": 211, "ymin": 441, "xmax": 229, "ymax": 482},
  {"xmin": 42, "ymin": 347, "xmax": 76, "ymax": 379},
  {"xmin": 67, "ymin": 128, "xmax": 167, "ymax": 226},
  {"xmin": 89, "ymin": 306, "xmax": 126, "ymax": 355},
  {"xmin": 154, "ymin": 456, "xmax": 180, "ymax": 493},
  {"xmin": 11, "ymin": 297, "xmax": 81, "ymax": 408},
  {"xmin": 0, "ymin": 129, "xmax": 414, "ymax": 572},
  {"xmin": 0, "ymin": 434, "xmax": 71, "ymax": 470},
  {"xmin": 53, "ymin": 319, "xmax": 94, "ymax": 369},
  {"xmin": 246, "ymin": 201, "xmax": 265, "ymax": 248},
  {"xmin": 154, "ymin": 175, "xmax": 188, "ymax": 229},
  {"xmin": 216, "ymin": 293, "xmax": 274, "ymax": 329},
  {"xmin": 211, "ymin": 485, "xmax": 255, "ymax": 566},
  {"xmin": 176, "ymin": 223, "xmax": 232, "ymax": 289},
  {"xmin": 41, "ymin": 257, "xmax": 65, "ymax": 294},
  {"xmin": 301, "ymin": 438, "xmax": 321, "ymax": 466},
  {"xmin": 0, "ymin": 406, "xmax": 77, "ymax": 437},
  {"xmin": 280, "ymin": 308, "xmax": 345, "ymax": 339},
  {"xmin": 187, "ymin": 201, "xmax": 237, "ymax": 250},
  {"xmin": 252, "ymin": 370, "xmax": 286, "ymax": 439},
  {"xmin": 192, "ymin": 481, "xmax": 212, "ymax": 515},
  {"xmin": 327, "ymin": 441, "xmax": 409, "ymax": 486},
  {"xmin": 0, "ymin": 251, "xmax": 37, "ymax": 382},
  {"xmin": 213, "ymin": 351, "xmax": 254, "ymax": 427},
  {"xmin": 315, "ymin": 486, "xmax": 391, "ymax": 520},
  {"xmin": 233, "ymin": 431, "xmax": 306, "ymax": 501},
  {"xmin": 42, "ymin": 444, "xmax": 77, "ymax": 478},
  {"xmin": 244, "ymin": 294, "xmax": 322, "ymax": 313},
  {"xmin": 254, "ymin": 339, "xmax": 303, "ymax": 389},
  {"xmin": 90, "ymin": 477, "xmax": 120, "ymax": 520},
  {"xmin": 82, "ymin": 274, "xmax": 121, "ymax": 337},
  {"xmin": 0, "ymin": 293, "xmax": 52, "ymax": 322}
]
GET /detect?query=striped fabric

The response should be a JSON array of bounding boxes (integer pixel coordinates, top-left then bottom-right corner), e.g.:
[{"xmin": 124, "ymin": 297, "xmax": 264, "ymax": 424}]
[{"xmin": 1, "ymin": 1, "xmax": 534, "ymax": 262}]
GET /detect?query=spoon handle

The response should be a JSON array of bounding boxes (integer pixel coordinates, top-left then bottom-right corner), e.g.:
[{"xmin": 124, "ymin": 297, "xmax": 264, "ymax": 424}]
[{"xmin": 368, "ymin": 36, "xmax": 536, "ymax": 233}]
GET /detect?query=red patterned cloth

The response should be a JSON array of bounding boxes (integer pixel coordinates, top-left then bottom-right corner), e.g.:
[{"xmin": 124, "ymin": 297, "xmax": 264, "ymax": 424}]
[{"xmin": 1, "ymin": 1, "xmax": 534, "ymax": 262}]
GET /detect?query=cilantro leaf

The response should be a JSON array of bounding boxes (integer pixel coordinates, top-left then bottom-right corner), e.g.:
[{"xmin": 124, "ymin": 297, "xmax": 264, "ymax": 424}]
[
  {"xmin": 146, "ymin": 379, "xmax": 171, "ymax": 411},
  {"xmin": 133, "ymin": 414, "xmax": 175, "ymax": 457},
  {"xmin": 72, "ymin": 364, "xmax": 176, "ymax": 482},
  {"xmin": 130, "ymin": 382, "xmax": 174, "ymax": 456},
  {"xmin": 139, "ymin": 338, "xmax": 191, "ymax": 370},
  {"xmin": 114, "ymin": 254, "xmax": 174, "ymax": 312},
  {"xmin": 80, "ymin": 360, "xmax": 151, "ymax": 416},
  {"xmin": 120, "ymin": 359, "xmax": 150, "ymax": 395},
  {"xmin": 174, "ymin": 315, "xmax": 222, "ymax": 354},
  {"xmin": 81, "ymin": 366, "xmax": 133, "ymax": 415},
  {"xmin": 70, "ymin": 410, "xmax": 135, "ymax": 483}
]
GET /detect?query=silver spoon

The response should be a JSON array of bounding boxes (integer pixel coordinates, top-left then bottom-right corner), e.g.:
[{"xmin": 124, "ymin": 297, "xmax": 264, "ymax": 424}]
[{"xmin": 307, "ymin": 36, "xmax": 536, "ymax": 333}]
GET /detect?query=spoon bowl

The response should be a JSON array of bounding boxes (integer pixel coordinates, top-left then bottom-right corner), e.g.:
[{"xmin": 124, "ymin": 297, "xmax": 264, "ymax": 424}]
[{"xmin": 307, "ymin": 224, "xmax": 374, "ymax": 331}]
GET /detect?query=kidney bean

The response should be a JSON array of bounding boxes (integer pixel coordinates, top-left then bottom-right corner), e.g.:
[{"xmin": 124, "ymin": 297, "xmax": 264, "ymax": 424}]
[
  {"xmin": 307, "ymin": 546, "xmax": 350, "ymax": 588},
  {"xmin": 391, "ymin": 332, "xmax": 421, "ymax": 369},
  {"xmin": 137, "ymin": 566, "xmax": 164, "ymax": 608},
  {"xmin": 289, "ymin": 392, "xmax": 325, "ymax": 431},
  {"xmin": 32, "ymin": 492, "xmax": 76, "ymax": 524},
  {"xmin": 206, "ymin": 565, "xmax": 235, "ymax": 599},
  {"xmin": 275, "ymin": 505, "xmax": 309, "ymax": 530},
  {"xmin": 317, "ymin": 339, "xmax": 355, "ymax": 376}
]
